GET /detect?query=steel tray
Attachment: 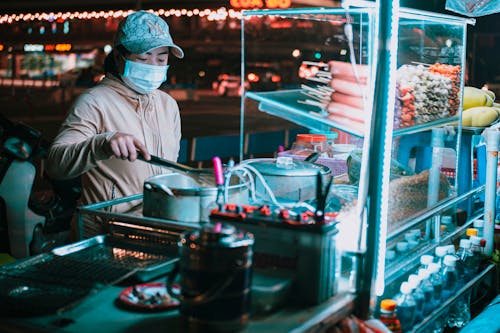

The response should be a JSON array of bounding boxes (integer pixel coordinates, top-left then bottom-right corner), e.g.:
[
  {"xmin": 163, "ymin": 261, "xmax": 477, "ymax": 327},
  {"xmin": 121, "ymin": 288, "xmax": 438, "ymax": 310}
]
[{"xmin": 50, "ymin": 234, "xmax": 179, "ymax": 283}]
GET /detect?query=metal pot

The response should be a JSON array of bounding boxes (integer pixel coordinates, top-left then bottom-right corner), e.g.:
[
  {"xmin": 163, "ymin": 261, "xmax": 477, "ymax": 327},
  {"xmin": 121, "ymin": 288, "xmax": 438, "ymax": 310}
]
[
  {"xmin": 143, "ymin": 173, "xmax": 249, "ymax": 223},
  {"xmin": 244, "ymin": 157, "xmax": 331, "ymax": 202}
]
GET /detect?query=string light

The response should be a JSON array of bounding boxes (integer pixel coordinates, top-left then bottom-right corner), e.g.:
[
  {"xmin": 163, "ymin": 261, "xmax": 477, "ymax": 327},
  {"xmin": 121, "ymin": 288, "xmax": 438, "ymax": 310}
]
[{"xmin": 0, "ymin": 7, "xmax": 243, "ymax": 24}]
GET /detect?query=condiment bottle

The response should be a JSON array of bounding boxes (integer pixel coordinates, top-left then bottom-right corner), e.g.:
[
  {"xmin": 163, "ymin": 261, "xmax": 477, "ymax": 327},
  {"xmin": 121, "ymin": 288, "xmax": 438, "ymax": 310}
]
[{"xmin": 379, "ymin": 299, "xmax": 402, "ymax": 333}]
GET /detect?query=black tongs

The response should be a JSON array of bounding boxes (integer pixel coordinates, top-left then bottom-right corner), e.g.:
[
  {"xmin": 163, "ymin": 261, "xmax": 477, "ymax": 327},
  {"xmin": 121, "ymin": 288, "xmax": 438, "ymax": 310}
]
[{"xmin": 314, "ymin": 172, "xmax": 333, "ymax": 223}]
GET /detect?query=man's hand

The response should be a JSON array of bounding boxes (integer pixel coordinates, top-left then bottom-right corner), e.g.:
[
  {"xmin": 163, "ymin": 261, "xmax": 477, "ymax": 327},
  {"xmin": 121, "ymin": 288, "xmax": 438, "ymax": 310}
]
[{"xmin": 106, "ymin": 132, "xmax": 151, "ymax": 161}]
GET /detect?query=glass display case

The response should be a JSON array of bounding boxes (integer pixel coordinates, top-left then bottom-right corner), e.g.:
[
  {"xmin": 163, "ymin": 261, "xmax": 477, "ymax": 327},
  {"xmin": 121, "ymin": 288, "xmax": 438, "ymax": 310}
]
[{"xmin": 240, "ymin": 1, "xmax": 489, "ymax": 330}]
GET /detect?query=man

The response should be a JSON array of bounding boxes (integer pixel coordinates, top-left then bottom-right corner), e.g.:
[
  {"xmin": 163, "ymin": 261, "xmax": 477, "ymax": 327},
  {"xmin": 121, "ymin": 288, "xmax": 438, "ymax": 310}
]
[{"xmin": 47, "ymin": 11, "xmax": 184, "ymax": 237}]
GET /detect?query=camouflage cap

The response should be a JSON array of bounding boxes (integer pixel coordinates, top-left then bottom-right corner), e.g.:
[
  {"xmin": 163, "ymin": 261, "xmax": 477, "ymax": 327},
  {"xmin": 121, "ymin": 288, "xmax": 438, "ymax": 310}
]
[{"xmin": 114, "ymin": 11, "xmax": 184, "ymax": 58}]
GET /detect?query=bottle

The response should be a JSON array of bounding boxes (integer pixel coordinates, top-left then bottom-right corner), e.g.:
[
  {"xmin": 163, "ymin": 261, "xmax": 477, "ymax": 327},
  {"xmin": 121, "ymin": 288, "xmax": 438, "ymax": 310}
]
[
  {"xmin": 456, "ymin": 239, "xmax": 474, "ymax": 282},
  {"xmin": 434, "ymin": 246, "xmax": 448, "ymax": 269},
  {"xmin": 407, "ymin": 274, "xmax": 425, "ymax": 324},
  {"xmin": 427, "ymin": 263, "xmax": 444, "ymax": 302},
  {"xmin": 447, "ymin": 290, "xmax": 471, "ymax": 329},
  {"xmin": 417, "ymin": 268, "xmax": 436, "ymax": 316},
  {"xmin": 379, "ymin": 299, "xmax": 402, "ymax": 333},
  {"xmin": 394, "ymin": 282, "xmax": 416, "ymax": 332},
  {"xmin": 443, "ymin": 255, "xmax": 459, "ymax": 301},
  {"xmin": 419, "ymin": 254, "xmax": 434, "ymax": 270},
  {"xmin": 473, "ymin": 219, "xmax": 484, "ymax": 238},
  {"xmin": 469, "ymin": 235, "xmax": 485, "ymax": 273}
]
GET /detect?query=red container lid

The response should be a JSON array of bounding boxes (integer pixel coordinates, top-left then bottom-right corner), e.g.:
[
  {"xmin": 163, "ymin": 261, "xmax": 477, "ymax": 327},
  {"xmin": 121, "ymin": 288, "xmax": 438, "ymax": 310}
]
[{"xmin": 296, "ymin": 133, "xmax": 326, "ymax": 143}]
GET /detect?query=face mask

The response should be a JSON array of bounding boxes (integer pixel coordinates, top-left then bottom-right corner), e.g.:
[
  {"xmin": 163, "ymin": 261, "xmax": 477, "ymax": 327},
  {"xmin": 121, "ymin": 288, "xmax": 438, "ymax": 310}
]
[{"xmin": 121, "ymin": 59, "xmax": 169, "ymax": 94}]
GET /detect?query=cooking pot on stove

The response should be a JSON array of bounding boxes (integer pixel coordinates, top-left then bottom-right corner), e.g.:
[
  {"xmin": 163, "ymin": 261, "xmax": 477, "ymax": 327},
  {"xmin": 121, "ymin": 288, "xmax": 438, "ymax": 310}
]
[
  {"xmin": 143, "ymin": 173, "xmax": 249, "ymax": 223},
  {"xmin": 242, "ymin": 156, "xmax": 331, "ymax": 202}
]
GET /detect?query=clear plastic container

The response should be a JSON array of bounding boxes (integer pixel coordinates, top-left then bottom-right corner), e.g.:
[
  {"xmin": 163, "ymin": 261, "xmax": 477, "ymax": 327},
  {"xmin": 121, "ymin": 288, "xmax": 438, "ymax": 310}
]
[
  {"xmin": 407, "ymin": 274, "xmax": 425, "ymax": 324},
  {"xmin": 394, "ymin": 282, "xmax": 417, "ymax": 332},
  {"xmin": 290, "ymin": 133, "xmax": 332, "ymax": 157}
]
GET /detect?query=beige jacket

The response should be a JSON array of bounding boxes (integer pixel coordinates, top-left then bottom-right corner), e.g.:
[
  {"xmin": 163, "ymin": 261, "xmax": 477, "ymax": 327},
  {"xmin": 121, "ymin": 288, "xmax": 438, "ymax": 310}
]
[{"xmin": 47, "ymin": 75, "xmax": 181, "ymax": 236}]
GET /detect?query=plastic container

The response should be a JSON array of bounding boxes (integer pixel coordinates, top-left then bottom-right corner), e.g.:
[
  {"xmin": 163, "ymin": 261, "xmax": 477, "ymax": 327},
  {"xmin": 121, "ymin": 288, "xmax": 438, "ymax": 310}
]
[
  {"xmin": 379, "ymin": 299, "xmax": 402, "ymax": 333},
  {"xmin": 441, "ymin": 255, "xmax": 459, "ymax": 301},
  {"xmin": 407, "ymin": 274, "xmax": 425, "ymax": 324},
  {"xmin": 473, "ymin": 219, "xmax": 484, "ymax": 238},
  {"xmin": 419, "ymin": 255, "xmax": 434, "ymax": 270},
  {"xmin": 428, "ymin": 263, "xmax": 444, "ymax": 302},
  {"xmin": 456, "ymin": 239, "xmax": 474, "ymax": 282},
  {"xmin": 394, "ymin": 282, "xmax": 416, "ymax": 332},
  {"xmin": 290, "ymin": 133, "xmax": 332, "ymax": 157},
  {"xmin": 417, "ymin": 268, "xmax": 436, "ymax": 316}
]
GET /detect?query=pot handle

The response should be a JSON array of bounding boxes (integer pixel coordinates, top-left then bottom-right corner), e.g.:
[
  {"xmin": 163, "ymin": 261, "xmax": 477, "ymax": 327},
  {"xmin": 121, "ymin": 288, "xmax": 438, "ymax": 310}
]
[{"xmin": 144, "ymin": 182, "xmax": 175, "ymax": 196}]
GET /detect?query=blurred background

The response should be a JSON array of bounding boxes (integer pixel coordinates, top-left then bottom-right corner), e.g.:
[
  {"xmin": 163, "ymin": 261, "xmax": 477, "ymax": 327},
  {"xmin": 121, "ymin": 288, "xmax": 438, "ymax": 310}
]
[{"xmin": 0, "ymin": 0, "xmax": 499, "ymax": 142}]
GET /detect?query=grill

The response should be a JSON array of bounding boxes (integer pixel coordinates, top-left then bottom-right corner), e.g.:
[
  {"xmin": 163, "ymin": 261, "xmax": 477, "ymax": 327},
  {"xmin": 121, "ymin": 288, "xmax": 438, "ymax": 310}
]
[{"xmin": 0, "ymin": 230, "xmax": 181, "ymax": 316}]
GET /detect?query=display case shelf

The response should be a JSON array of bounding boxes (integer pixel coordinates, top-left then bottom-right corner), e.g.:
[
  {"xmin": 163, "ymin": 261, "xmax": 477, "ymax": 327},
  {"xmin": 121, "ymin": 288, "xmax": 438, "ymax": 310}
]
[
  {"xmin": 409, "ymin": 264, "xmax": 496, "ymax": 333},
  {"xmin": 385, "ymin": 209, "xmax": 484, "ymax": 286},
  {"xmin": 247, "ymin": 90, "xmax": 461, "ymax": 138}
]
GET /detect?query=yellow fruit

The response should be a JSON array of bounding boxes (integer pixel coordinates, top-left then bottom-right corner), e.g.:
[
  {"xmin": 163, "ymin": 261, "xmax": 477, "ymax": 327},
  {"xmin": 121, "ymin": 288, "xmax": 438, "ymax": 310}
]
[
  {"xmin": 463, "ymin": 86, "xmax": 494, "ymax": 110},
  {"xmin": 483, "ymin": 89, "xmax": 496, "ymax": 102},
  {"xmin": 462, "ymin": 106, "xmax": 499, "ymax": 127},
  {"xmin": 493, "ymin": 102, "xmax": 500, "ymax": 109}
]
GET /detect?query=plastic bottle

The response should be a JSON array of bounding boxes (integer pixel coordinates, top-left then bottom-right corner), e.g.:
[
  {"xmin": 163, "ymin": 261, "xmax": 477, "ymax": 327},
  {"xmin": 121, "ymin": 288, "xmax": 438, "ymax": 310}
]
[
  {"xmin": 379, "ymin": 299, "xmax": 402, "ymax": 333},
  {"xmin": 434, "ymin": 246, "xmax": 448, "ymax": 269},
  {"xmin": 394, "ymin": 282, "xmax": 416, "ymax": 332},
  {"xmin": 419, "ymin": 254, "xmax": 434, "ymax": 271},
  {"xmin": 456, "ymin": 239, "xmax": 474, "ymax": 282},
  {"xmin": 470, "ymin": 235, "xmax": 485, "ymax": 273},
  {"xmin": 473, "ymin": 219, "xmax": 484, "ymax": 238},
  {"xmin": 427, "ymin": 263, "xmax": 444, "ymax": 302},
  {"xmin": 441, "ymin": 255, "xmax": 459, "ymax": 302},
  {"xmin": 417, "ymin": 268, "xmax": 435, "ymax": 316},
  {"xmin": 447, "ymin": 290, "xmax": 471, "ymax": 329},
  {"xmin": 407, "ymin": 274, "xmax": 425, "ymax": 324}
]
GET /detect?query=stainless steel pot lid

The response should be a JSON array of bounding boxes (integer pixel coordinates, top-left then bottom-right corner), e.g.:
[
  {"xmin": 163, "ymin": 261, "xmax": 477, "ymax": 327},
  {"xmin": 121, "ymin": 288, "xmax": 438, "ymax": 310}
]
[{"xmin": 245, "ymin": 157, "xmax": 330, "ymax": 176}]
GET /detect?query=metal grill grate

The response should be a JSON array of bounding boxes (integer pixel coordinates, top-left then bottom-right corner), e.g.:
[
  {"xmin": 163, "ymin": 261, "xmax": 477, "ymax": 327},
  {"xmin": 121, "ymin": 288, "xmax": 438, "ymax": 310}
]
[{"xmin": 0, "ymin": 233, "xmax": 180, "ymax": 316}]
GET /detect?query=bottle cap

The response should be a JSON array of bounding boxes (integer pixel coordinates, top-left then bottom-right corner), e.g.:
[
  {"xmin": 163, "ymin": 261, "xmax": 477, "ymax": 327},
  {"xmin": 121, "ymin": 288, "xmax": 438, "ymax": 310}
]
[
  {"xmin": 466, "ymin": 228, "xmax": 478, "ymax": 237},
  {"xmin": 473, "ymin": 219, "xmax": 484, "ymax": 229},
  {"xmin": 444, "ymin": 255, "xmax": 457, "ymax": 266},
  {"xmin": 386, "ymin": 250, "xmax": 396, "ymax": 260},
  {"xmin": 407, "ymin": 239, "xmax": 419, "ymax": 249},
  {"xmin": 408, "ymin": 274, "xmax": 421, "ymax": 286},
  {"xmin": 411, "ymin": 229, "xmax": 421, "ymax": 238},
  {"xmin": 428, "ymin": 263, "xmax": 440, "ymax": 273},
  {"xmin": 442, "ymin": 215, "xmax": 453, "ymax": 225},
  {"xmin": 418, "ymin": 268, "xmax": 430, "ymax": 279},
  {"xmin": 397, "ymin": 241, "xmax": 409, "ymax": 252},
  {"xmin": 380, "ymin": 299, "xmax": 397, "ymax": 311},
  {"xmin": 400, "ymin": 282, "xmax": 412, "ymax": 294},
  {"xmin": 446, "ymin": 245, "xmax": 456, "ymax": 255},
  {"xmin": 420, "ymin": 255, "xmax": 433, "ymax": 265},
  {"xmin": 435, "ymin": 246, "xmax": 448, "ymax": 258},
  {"xmin": 470, "ymin": 235, "xmax": 481, "ymax": 245},
  {"xmin": 459, "ymin": 239, "xmax": 471, "ymax": 249}
]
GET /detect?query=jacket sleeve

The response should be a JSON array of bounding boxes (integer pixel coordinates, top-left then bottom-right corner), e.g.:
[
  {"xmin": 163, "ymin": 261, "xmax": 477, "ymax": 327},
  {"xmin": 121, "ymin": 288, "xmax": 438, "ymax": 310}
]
[{"xmin": 46, "ymin": 93, "xmax": 114, "ymax": 180}]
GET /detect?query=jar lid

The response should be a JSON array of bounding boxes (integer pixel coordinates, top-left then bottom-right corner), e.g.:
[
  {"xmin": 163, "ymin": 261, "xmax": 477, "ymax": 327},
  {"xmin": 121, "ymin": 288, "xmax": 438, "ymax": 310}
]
[
  {"xmin": 296, "ymin": 133, "xmax": 326, "ymax": 143},
  {"xmin": 309, "ymin": 130, "xmax": 338, "ymax": 141}
]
